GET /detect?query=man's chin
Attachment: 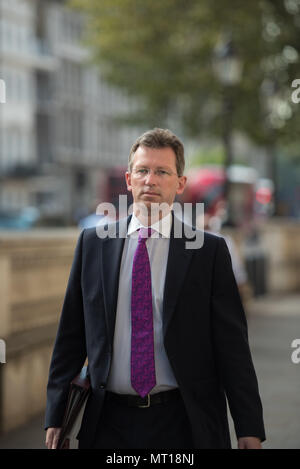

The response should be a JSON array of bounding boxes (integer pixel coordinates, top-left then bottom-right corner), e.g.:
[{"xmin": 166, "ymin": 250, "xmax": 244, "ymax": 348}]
[{"xmin": 136, "ymin": 199, "xmax": 155, "ymax": 212}]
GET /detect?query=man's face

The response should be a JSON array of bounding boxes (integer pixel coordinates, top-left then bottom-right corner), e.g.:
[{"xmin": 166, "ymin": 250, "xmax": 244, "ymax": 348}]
[{"xmin": 125, "ymin": 145, "xmax": 187, "ymax": 213}]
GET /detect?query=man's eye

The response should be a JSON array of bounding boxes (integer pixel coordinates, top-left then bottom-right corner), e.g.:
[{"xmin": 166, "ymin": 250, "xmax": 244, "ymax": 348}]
[
  {"xmin": 138, "ymin": 169, "xmax": 148, "ymax": 174},
  {"xmin": 157, "ymin": 170, "xmax": 168, "ymax": 175}
]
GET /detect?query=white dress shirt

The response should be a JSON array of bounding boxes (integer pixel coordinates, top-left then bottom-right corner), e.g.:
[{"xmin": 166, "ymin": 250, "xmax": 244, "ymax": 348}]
[{"xmin": 106, "ymin": 212, "xmax": 178, "ymax": 395}]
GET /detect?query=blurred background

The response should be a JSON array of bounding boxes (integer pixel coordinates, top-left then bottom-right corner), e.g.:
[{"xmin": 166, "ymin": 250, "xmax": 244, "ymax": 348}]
[{"xmin": 0, "ymin": 0, "xmax": 299, "ymax": 449}]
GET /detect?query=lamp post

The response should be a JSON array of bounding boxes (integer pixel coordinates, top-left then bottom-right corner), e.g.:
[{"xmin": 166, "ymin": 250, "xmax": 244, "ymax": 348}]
[{"xmin": 213, "ymin": 39, "xmax": 242, "ymax": 224}]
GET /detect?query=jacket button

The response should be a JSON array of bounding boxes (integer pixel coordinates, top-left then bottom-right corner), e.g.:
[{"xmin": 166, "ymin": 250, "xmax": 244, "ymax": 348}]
[{"xmin": 99, "ymin": 383, "xmax": 106, "ymax": 389}]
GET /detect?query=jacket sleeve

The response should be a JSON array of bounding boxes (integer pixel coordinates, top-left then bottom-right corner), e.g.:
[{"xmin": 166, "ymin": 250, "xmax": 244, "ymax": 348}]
[
  {"xmin": 211, "ymin": 236, "xmax": 266, "ymax": 442},
  {"xmin": 44, "ymin": 229, "xmax": 87, "ymax": 429}
]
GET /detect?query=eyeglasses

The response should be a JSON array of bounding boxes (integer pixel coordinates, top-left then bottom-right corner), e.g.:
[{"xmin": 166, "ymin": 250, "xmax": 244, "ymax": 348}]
[{"xmin": 132, "ymin": 168, "xmax": 178, "ymax": 179}]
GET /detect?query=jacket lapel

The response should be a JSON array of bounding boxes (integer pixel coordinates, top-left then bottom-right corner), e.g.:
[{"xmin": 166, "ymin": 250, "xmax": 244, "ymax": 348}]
[
  {"xmin": 101, "ymin": 216, "xmax": 131, "ymax": 348},
  {"xmin": 162, "ymin": 214, "xmax": 196, "ymax": 337}
]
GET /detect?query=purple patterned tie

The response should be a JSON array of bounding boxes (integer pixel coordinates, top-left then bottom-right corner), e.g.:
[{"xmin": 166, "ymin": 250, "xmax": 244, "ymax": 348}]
[{"xmin": 131, "ymin": 227, "xmax": 156, "ymax": 397}]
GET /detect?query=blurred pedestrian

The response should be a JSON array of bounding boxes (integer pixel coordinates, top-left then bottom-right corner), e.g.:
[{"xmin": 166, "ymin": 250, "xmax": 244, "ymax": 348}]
[{"xmin": 199, "ymin": 201, "xmax": 251, "ymax": 304}]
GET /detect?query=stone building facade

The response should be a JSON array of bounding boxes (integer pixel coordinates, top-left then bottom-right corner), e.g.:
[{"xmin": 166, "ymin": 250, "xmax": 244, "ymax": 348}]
[{"xmin": 0, "ymin": 0, "xmax": 141, "ymax": 224}]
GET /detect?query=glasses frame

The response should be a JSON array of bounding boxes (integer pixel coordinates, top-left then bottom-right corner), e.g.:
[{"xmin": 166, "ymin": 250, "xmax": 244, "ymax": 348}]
[{"xmin": 131, "ymin": 167, "xmax": 179, "ymax": 178}]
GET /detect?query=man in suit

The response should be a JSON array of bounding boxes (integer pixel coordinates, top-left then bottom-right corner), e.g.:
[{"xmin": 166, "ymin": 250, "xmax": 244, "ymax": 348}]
[{"xmin": 45, "ymin": 128, "xmax": 265, "ymax": 449}]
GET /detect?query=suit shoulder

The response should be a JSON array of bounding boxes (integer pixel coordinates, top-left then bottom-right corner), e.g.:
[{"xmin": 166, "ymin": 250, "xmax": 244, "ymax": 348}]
[
  {"xmin": 203, "ymin": 230, "xmax": 224, "ymax": 244},
  {"xmin": 179, "ymin": 218, "xmax": 223, "ymax": 253},
  {"xmin": 180, "ymin": 220, "xmax": 222, "ymax": 245},
  {"xmin": 203, "ymin": 230, "xmax": 228, "ymax": 251},
  {"xmin": 81, "ymin": 219, "xmax": 122, "ymax": 244},
  {"xmin": 82, "ymin": 226, "xmax": 97, "ymax": 240},
  {"xmin": 81, "ymin": 226, "xmax": 102, "ymax": 245}
]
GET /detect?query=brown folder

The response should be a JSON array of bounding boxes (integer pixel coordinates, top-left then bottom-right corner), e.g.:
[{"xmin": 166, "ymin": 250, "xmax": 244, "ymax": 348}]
[{"xmin": 57, "ymin": 366, "xmax": 91, "ymax": 449}]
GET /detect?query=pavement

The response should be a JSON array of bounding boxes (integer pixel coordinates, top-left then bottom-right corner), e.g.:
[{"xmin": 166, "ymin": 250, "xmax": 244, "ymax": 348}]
[{"xmin": 0, "ymin": 293, "xmax": 299, "ymax": 450}]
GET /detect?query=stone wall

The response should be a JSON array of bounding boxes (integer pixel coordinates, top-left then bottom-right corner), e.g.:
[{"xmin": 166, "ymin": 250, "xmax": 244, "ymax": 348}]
[
  {"xmin": 259, "ymin": 219, "xmax": 300, "ymax": 293},
  {"xmin": 0, "ymin": 229, "xmax": 79, "ymax": 432},
  {"xmin": 225, "ymin": 218, "xmax": 300, "ymax": 295}
]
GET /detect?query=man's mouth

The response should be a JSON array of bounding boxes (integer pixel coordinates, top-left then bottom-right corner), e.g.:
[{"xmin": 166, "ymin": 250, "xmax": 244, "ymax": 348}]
[{"xmin": 143, "ymin": 191, "xmax": 160, "ymax": 196}]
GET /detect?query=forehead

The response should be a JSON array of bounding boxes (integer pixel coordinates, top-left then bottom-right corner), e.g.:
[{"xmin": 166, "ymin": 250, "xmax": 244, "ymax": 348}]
[{"xmin": 132, "ymin": 145, "xmax": 177, "ymax": 169}]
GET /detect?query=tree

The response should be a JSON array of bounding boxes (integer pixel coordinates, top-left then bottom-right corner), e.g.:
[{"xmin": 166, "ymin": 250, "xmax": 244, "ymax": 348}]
[
  {"xmin": 71, "ymin": 0, "xmax": 300, "ymax": 140},
  {"xmin": 71, "ymin": 0, "xmax": 300, "ymax": 214}
]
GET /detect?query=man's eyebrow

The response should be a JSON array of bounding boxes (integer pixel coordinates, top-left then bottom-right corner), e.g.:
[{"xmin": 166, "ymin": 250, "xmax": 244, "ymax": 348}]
[{"xmin": 134, "ymin": 165, "xmax": 173, "ymax": 171}]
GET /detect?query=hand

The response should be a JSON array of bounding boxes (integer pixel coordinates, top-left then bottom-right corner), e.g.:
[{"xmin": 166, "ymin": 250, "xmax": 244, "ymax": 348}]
[
  {"xmin": 45, "ymin": 427, "xmax": 70, "ymax": 449},
  {"xmin": 238, "ymin": 436, "xmax": 262, "ymax": 449}
]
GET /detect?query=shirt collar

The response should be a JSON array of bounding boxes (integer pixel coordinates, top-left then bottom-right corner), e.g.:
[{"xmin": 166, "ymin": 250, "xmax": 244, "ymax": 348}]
[{"xmin": 127, "ymin": 212, "xmax": 172, "ymax": 238}]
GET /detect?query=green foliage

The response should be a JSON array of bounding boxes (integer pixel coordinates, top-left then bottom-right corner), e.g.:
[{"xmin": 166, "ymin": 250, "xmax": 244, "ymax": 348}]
[
  {"xmin": 70, "ymin": 0, "xmax": 300, "ymax": 148},
  {"xmin": 189, "ymin": 146, "xmax": 225, "ymax": 167},
  {"xmin": 188, "ymin": 144, "xmax": 248, "ymax": 168}
]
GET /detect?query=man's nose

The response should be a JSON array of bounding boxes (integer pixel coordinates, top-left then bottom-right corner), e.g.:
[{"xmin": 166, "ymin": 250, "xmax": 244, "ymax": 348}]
[{"xmin": 144, "ymin": 170, "xmax": 157, "ymax": 185}]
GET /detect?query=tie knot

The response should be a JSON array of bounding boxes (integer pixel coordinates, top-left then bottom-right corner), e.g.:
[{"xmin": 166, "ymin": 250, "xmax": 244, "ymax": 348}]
[{"xmin": 138, "ymin": 227, "xmax": 153, "ymax": 241}]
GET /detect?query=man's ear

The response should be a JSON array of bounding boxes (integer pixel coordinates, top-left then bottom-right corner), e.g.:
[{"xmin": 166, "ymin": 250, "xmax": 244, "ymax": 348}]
[
  {"xmin": 176, "ymin": 175, "xmax": 187, "ymax": 195},
  {"xmin": 125, "ymin": 171, "xmax": 132, "ymax": 191}
]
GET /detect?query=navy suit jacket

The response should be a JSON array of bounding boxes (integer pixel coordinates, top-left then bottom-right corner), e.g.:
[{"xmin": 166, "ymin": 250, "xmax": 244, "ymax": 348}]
[{"xmin": 45, "ymin": 214, "xmax": 265, "ymax": 448}]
